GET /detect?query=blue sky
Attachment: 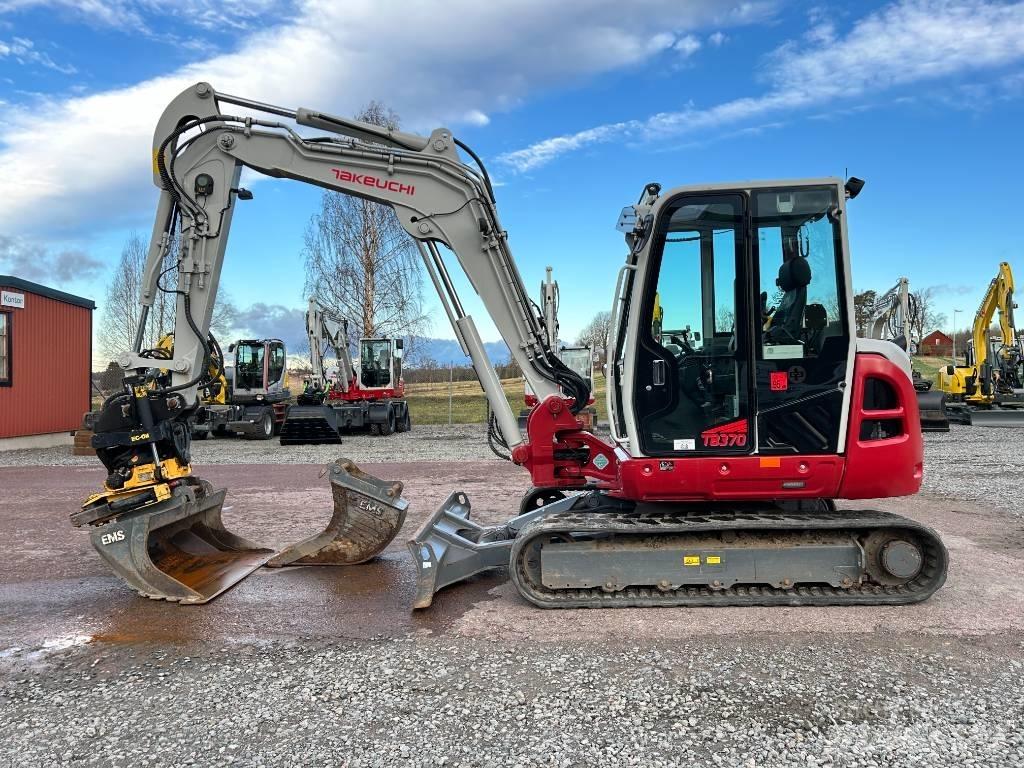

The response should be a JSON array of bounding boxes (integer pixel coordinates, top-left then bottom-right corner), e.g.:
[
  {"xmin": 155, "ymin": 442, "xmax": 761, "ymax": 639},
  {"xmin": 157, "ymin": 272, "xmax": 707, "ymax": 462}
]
[{"xmin": 1, "ymin": 0, "xmax": 1023, "ymax": 357}]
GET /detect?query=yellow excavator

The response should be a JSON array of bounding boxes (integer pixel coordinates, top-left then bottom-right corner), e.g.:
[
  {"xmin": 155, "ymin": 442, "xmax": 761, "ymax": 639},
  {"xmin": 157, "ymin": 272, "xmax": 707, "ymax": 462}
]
[{"xmin": 937, "ymin": 262, "xmax": 1024, "ymax": 425}]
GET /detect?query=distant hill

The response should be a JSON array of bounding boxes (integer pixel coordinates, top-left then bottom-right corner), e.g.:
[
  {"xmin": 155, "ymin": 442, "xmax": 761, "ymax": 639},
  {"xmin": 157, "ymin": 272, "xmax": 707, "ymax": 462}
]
[{"xmin": 405, "ymin": 337, "xmax": 511, "ymax": 367}]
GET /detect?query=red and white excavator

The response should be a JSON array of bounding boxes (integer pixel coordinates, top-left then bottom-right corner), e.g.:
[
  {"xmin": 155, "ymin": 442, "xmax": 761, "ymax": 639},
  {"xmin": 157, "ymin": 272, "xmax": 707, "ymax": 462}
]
[
  {"xmin": 74, "ymin": 82, "xmax": 947, "ymax": 608},
  {"xmin": 278, "ymin": 298, "xmax": 410, "ymax": 444}
]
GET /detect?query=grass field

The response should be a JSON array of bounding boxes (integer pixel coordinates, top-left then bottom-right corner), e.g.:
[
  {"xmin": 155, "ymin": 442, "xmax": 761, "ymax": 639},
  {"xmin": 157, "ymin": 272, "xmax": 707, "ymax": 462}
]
[{"xmin": 403, "ymin": 373, "xmax": 609, "ymax": 426}]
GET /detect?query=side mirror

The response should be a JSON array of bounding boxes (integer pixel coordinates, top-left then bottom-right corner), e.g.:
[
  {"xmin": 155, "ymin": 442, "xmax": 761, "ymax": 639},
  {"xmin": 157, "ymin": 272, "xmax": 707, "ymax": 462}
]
[
  {"xmin": 395, "ymin": 339, "xmax": 404, "ymax": 350},
  {"xmin": 228, "ymin": 343, "xmax": 236, "ymax": 353},
  {"xmin": 844, "ymin": 177, "xmax": 865, "ymax": 199}
]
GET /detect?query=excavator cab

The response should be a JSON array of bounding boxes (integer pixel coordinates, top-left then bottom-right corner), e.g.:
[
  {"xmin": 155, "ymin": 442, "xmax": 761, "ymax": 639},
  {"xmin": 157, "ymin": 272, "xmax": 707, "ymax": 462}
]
[
  {"xmin": 358, "ymin": 338, "xmax": 403, "ymax": 394},
  {"xmin": 621, "ymin": 183, "xmax": 851, "ymax": 457},
  {"xmin": 232, "ymin": 339, "xmax": 288, "ymax": 400}
]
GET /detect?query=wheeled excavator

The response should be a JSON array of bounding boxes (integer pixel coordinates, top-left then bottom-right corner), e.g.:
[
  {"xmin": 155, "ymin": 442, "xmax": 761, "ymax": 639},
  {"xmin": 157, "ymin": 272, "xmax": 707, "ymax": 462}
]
[
  {"xmin": 861, "ymin": 278, "xmax": 948, "ymax": 432},
  {"xmin": 75, "ymin": 82, "xmax": 947, "ymax": 608},
  {"xmin": 938, "ymin": 261, "xmax": 1024, "ymax": 426},
  {"xmin": 279, "ymin": 298, "xmax": 411, "ymax": 443}
]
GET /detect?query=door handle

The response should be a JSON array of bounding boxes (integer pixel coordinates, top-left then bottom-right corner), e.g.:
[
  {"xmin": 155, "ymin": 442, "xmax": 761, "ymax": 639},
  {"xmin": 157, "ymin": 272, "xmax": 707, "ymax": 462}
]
[{"xmin": 652, "ymin": 359, "xmax": 666, "ymax": 387}]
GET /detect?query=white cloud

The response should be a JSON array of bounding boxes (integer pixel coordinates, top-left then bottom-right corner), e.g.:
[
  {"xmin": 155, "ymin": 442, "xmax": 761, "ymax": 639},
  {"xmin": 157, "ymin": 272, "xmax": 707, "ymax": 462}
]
[
  {"xmin": 0, "ymin": 0, "xmax": 772, "ymax": 237},
  {"xmin": 0, "ymin": 0, "xmax": 283, "ymax": 33},
  {"xmin": 463, "ymin": 109, "xmax": 491, "ymax": 127},
  {"xmin": 499, "ymin": 0, "xmax": 1024, "ymax": 172},
  {"xmin": 0, "ymin": 35, "xmax": 75, "ymax": 73},
  {"xmin": 708, "ymin": 31, "xmax": 727, "ymax": 46},
  {"xmin": 673, "ymin": 34, "xmax": 702, "ymax": 58}
]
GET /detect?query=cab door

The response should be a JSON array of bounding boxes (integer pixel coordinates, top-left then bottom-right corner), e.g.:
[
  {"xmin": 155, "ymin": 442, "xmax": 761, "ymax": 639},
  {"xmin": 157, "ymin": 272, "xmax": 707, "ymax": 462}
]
[{"xmin": 632, "ymin": 194, "xmax": 754, "ymax": 456}]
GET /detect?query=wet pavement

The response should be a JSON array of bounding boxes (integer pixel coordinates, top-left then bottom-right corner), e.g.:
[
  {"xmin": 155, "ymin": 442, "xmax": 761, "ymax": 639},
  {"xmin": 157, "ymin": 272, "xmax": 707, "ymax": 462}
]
[{"xmin": 1, "ymin": 459, "xmax": 1023, "ymax": 649}]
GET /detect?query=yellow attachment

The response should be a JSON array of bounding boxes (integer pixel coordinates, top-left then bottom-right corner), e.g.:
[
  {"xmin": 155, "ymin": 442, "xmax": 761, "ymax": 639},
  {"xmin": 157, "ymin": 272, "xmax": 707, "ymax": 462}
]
[{"xmin": 108, "ymin": 458, "xmax": 193, "ymax": 493}]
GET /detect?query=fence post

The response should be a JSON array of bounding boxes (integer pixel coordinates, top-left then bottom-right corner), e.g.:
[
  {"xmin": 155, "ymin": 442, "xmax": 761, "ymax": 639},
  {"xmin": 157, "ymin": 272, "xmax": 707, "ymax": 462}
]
[{"xmin": 448, "ymin": 363, "xmax": 454, "ymax": 426}]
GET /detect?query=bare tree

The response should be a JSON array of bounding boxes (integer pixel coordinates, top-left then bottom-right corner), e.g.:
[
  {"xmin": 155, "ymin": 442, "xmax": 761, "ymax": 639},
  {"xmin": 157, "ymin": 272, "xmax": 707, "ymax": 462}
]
[
  {"xmin": 97, "ymin": 232, "xmax": 147, "ymax": 362},
  {"xmin": 576, "ymin": 311, "xmax": 613, "ymax": 365},
  {"xmin": 97, "ymin": 232, "xmax": 238, "ymax": 364},
  {"xmin": 303, "ymin": 101, "xmax": 427, "ymax": 343},
  {"xmin": 909, "ymin": 287, "xmax": 947, "ymax": 344}
]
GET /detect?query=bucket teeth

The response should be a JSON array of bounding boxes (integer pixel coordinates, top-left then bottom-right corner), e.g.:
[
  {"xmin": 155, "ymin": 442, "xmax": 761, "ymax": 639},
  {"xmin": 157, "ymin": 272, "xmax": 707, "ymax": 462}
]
[
  {"xmin": 81, "ymin": 479, "xmax": 274, "ymax": 604},
  {"xmin": 268, "ymin": 459, "xmax": 408, "ymax": 567}
]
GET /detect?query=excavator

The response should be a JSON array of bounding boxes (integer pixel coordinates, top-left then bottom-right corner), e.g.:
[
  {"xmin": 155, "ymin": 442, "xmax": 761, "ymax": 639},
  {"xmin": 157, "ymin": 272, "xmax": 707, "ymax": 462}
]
[
  {"xmin": 861, "ymin": 278, "xmax": 949, "ymax": 432},
  {"xmin": 74, "ymin": 82, "xmax": 947, "ymax": 608},
  {"xmin": 279, "ymin": 299, "xmax": 411, "ymax": 444},
  {"xmin": 937, "ymin": 262, "xmax": 1024, "ymax": 426},
  {"xmin": 521, "ymin": 266, "xmax": 598, "ymax": 433}
]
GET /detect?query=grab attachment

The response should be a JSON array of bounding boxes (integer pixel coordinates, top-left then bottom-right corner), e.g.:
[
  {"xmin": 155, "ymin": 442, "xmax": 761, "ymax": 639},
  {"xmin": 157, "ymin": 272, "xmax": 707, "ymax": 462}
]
[
  {"xmin": 72, "ymin": 479, "xmax": 274, "ymax": 604},
  {"xmin": 268, "ymin": 459, "xmax": 408, "ymax": 566}
]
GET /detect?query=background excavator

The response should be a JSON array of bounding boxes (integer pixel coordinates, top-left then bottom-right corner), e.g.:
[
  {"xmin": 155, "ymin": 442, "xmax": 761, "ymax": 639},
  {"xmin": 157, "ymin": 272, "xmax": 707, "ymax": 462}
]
[
  {"xmin": 278, "ymin": 298, "xmax": 410, "ymax": 444},
  {"xmin": 520, "ymin": 266, "xmax": 597, "ymax": 433},
  {"xmin": 74, "ymin": 82, "xmax": 947, "ymax": 609},
  {"xmin": 860, "ymin": 278, "xmax": 949, "ymax": 432},
  {"xmin": 938, "ymin": 262, "xmax": 1024, "ymax": 426},
  {"xmin": 191, "ymin": 338, "xmax": 290, "ymax": 440}
]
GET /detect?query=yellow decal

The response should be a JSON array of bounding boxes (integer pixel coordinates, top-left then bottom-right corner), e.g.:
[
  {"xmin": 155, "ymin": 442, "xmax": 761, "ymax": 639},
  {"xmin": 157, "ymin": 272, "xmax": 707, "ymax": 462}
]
[
  {"xmin": 683, "ymin": 555, "xmax": 700, "ymax": 566},
  {"xmin": 759, "ymin": 457, "xmax": 781, "ymax": 468},
  {"xmin": 129, "ymin": 432, "xmax": 151, "ymax": 442},
  {"xmin": 706, "ymin": 555, "xmax": 722, "ymax": 565}
]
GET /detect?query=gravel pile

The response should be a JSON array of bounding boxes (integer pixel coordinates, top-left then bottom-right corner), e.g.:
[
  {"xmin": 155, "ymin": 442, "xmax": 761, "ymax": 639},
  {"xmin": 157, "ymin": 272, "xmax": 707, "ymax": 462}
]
[
  {"xmin": 2, "ymin": 635, "xmax": 1022, "ymax": 768},
  {"xmin": 923, "ymin": 425, "xmax": 1024, "ymax": 518}
]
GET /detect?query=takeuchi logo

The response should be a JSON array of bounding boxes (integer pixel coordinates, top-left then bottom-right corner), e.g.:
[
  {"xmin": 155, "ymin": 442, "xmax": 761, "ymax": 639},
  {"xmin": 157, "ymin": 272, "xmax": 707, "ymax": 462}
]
[{"xmin": 331, "ymin": 168, "xmax": 415, "ymax": 196}]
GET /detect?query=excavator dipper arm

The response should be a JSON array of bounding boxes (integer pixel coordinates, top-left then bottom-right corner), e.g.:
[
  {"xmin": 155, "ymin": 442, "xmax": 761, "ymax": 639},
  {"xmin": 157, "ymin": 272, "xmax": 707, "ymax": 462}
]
[{"xmin": 129, "ymin": 83, "xmax": 587, "ymax": 449}]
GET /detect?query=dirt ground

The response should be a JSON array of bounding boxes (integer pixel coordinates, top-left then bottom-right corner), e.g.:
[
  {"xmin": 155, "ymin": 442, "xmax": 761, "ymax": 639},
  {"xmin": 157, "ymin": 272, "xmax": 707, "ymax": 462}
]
[
  {"xmin": 1, "ymin": 458, "xmax": 1023, "ymax": 648},
  {"xmin": 2, "ymin": 445, "xmax": 1024, "ymax": 766}
]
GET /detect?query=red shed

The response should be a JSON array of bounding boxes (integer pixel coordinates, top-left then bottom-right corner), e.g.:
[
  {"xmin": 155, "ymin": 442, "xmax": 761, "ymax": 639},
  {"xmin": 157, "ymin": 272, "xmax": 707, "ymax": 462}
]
[
  {"xmin": 919, "ymin": 330, "xmax": 953, "ymax": 357},
  {"xmin": 0, "ymin": 276, "xmax": 95, "ymax": 445}
]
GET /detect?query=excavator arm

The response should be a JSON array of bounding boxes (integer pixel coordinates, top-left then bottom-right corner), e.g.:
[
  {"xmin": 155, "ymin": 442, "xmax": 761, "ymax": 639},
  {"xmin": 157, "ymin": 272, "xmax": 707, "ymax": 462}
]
[
  {"xmin": 305, "ymin": 298, "xmax": 353, "ymax": 394},
  {"xmin": 130, "ymin": 82, "xmax": 587, "ymax": 449},
  {"xmin": 976, "ymin": 262, "xmax": 1016, "ymax": 365}
]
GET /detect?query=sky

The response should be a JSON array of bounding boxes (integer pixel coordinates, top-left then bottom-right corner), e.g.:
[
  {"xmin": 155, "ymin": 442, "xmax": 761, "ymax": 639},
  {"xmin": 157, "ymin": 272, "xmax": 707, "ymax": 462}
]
[{"xmin": 1, "ymin": 0, "xmax": 1023, "ymax": 360}]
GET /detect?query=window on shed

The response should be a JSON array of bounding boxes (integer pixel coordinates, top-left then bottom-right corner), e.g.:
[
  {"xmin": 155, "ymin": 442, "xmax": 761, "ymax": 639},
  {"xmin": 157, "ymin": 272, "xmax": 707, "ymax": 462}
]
[{"xmin": 0, "ymin": 312, "xmax": 9, "ymax": 385}]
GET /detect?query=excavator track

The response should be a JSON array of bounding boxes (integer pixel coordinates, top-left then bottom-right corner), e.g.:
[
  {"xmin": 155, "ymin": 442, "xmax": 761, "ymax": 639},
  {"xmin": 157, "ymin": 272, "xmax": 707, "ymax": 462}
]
[{"xmin": 510, "ymin": 505, "xmax": 947, "ymax": 609}]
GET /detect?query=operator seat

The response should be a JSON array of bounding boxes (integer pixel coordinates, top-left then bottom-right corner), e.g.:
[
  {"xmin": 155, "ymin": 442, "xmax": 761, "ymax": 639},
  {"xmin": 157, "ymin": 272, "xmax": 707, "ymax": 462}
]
[
  {"xmin": 803, "ymin": 303, "xmax": 827, "ymax": 356},
  {"xmin": 766, "ymin": 255, "xmax": 811, "ymax": 344}
]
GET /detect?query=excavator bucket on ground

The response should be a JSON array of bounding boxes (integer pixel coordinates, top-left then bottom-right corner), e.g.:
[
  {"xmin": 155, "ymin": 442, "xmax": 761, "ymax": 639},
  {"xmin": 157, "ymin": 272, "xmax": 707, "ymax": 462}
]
[
  {"xmin": 70, "ymin": 479, "xmax": 274, "ymax": 604},
  {"xmin": 958, "ymin": 406, "xmax": 1024, "ymax": 426},
  {"xmin": 916, "ymin": 391, "xmax": 950, "ymax": 432},
  {"xmin": 268, "ymin": 459, "xmax": 408, "ymax": 566},
  {"xmin": 278, "ymin": 405, "xmax": 343, "ymax": 445}
]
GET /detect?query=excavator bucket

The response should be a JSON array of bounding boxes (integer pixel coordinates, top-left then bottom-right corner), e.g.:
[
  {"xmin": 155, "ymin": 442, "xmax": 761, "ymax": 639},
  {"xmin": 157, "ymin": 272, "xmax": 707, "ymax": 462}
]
[
  {"xmin": 268, "ymin": 459, "xmax": 408, "ymax": 566},
  {"xmin": 916, "ymin": 390, "xmax": 950, "ymax": 433},
  {"xmin": 71, "ymin": 479, "xmax": 274, "ymax": 604},
  {"xmin": 278, "ymin": 405, "xmax": 342, "ymax": 445},
  {"xmin": 964, "ymin": 407, "xmax": 1024, "ymax": 427}
]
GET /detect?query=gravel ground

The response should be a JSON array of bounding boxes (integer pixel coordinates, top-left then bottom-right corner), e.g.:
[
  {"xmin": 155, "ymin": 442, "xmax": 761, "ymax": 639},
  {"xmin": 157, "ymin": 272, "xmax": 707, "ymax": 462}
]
[
  {"xmin": 4, "ymin": 421, "xmax": 1021, "ymax": 518},
  {"xmin": 0, "ymin": 424, "xmax": 503, "ymax": 467},
  {"xmin": 2, "ymin": 635, "xmax": 1022, "ymax": 768},
  {"xmin": 3, "ymin": 424, "xmax": 1023, "ymax": 767},
  {"xmin": 921, "ymin": 425, "xmax": 1024, "ymax": 517}
]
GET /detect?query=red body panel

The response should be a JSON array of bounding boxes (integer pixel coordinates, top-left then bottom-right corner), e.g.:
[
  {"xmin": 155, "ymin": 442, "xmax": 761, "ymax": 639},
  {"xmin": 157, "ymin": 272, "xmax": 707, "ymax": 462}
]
[
  {"xmin": 0, "ymin": 287, "xmax": 93, "ymax": 438},
  {"xmin": 514, "ymin": 352, "xmax": 921, "ymax": 504},
  {"xmin": 326, "ymin": 376, "xmax": 405, "ymax": 402},
  {"xmin": 838, "ymin": 353, "xmax": 923, "ymax": 499}
]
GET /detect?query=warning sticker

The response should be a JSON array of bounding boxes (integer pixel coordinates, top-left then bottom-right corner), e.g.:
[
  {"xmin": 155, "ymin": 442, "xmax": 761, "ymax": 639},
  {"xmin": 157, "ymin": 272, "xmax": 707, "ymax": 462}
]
[
  {"xmin": 770, "ymin": 370, "xmax": 789, "ymax": 391},
  {"xmin": 706, "ymin": 555, "xmax": 722, "ymax": 565},
  {"xmin": 673, "ymin": 439, "xmax": 696, "ymax": 451},
  {"xmin": 683, "ymin": 555, "xmax": 700, "ymax": 566},
  {"xmin": 592, "ymin": 453, "xmax": 609, "ymax": 471}
]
